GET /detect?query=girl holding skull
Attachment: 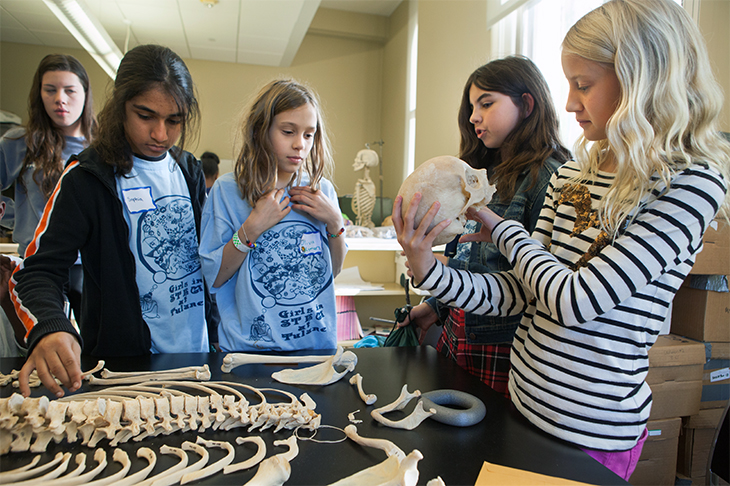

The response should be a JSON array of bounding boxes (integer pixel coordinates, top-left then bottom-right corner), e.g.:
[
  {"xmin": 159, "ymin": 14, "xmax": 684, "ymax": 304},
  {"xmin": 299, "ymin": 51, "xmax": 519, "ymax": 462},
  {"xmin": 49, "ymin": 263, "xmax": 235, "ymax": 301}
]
[
  {"xmin": 394, "ymin": 0, "xmax": 729, "ymax": 478},
  {"xmin": 400, "ymin": 56, "xmax": 569, "ymax": 397}
]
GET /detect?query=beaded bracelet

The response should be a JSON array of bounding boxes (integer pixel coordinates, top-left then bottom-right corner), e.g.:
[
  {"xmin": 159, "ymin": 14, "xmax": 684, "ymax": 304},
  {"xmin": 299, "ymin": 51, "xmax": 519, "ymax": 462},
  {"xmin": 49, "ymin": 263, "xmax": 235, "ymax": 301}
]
[
  {"xmin": 327, "ymin": 227, "xmax": 345, "ymax": 238},
  {"xmin": 240, "ymin": 224, "xmax": 257, "ymax": 248},
  {"xmin": 232, "ymin": 225, "xmax": 257, "ymax": 253}
]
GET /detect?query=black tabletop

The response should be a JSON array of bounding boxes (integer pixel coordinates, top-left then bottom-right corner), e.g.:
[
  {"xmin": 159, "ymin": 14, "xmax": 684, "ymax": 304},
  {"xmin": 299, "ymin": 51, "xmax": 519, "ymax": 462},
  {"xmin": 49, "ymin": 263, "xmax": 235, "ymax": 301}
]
[{"xmin": 0, "ymin": 346, "xmax": 627, "ymax": 485}]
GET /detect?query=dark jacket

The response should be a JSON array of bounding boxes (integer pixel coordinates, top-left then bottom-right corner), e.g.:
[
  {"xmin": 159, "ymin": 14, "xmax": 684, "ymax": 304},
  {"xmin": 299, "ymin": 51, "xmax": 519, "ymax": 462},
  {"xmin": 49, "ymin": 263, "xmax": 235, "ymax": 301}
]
[
  {"xmin": 427, "ymin": 156, "xmax": 563, "ymax": 344},
  {"xmin": 12, "ymin": 146, "xmax": 217, "ymax": 356}
]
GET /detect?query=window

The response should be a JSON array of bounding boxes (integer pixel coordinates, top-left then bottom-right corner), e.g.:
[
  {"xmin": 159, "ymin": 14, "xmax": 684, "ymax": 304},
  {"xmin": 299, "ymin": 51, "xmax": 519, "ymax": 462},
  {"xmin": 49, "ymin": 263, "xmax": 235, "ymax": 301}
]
[{"xmin": 404, "ymin": 2, "xmax": 418, "ymax": 179}]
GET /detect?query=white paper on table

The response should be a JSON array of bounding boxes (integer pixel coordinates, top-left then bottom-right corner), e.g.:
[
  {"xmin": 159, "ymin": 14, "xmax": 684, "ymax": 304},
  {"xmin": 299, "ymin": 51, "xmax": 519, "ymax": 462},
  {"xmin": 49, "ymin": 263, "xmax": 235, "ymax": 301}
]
[{"xmin": 334, "ymin": 266, "xmax": 384, "ymax": 291}]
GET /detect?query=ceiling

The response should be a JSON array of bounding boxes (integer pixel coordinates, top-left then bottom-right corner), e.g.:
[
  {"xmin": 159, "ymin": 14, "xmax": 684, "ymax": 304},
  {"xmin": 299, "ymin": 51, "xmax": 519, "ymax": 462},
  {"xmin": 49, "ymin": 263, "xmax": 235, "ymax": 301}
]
[{"xmin": 0, "ymin": 0, "xmax": 402, "ymax": 67}]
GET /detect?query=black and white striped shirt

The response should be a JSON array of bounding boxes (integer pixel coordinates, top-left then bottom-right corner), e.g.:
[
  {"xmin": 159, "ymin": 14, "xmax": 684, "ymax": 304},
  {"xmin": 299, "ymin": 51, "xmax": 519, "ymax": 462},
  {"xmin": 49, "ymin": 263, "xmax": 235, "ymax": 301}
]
[{"xmin": 416, "ymin": 160, "xmax": 726, "ymax": 451}]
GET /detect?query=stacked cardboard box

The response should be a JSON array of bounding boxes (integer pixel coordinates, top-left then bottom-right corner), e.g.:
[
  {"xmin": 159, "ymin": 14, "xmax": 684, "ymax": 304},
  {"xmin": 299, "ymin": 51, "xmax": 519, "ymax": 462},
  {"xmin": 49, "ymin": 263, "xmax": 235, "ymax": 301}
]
[
  {"xmin": 669, "ymin": 219, "xmax": 730, "ymax": 485},
  {"xmin": 631, "ymin": 335, "xmax": 706, "ymax": 485}
]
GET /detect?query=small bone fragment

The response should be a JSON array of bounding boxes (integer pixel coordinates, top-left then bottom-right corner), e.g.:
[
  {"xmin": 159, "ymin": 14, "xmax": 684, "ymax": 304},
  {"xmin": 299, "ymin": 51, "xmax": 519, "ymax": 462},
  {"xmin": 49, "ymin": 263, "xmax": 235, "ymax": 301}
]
[
  {"xmin": 47, "ymin": 400, "xmax": 70, "ymax": 434},
  {"xmin": 0, "ymin": 369, "xmax": 19, "ymax": 386},
  {"xmin": 197, "ymin": 395, "xmax": 212, "ymax": 431},
  {"xmin": 243, "ymin": 435, "xmax": 298, "ymax": 486},
  {"xmin": 348, "ymin": 410, "xmax": 363, "ymax": 424},
  {"xmin": 224, "ymin": 436, "xmax": 267, "ymax": 474},
  {"xmin": 169, "ymin": 395, "xmax": 187, "ymax": 430},
  {"xmin": 181, "ymin": 437, "xmax": 235, "ymax": 484},
  {"xmin": 272, "ymin": 348, "xmax": 358, "ymax": 386},
  {"xmin": 134, "ymin": 445, "xmax": 188, "ymax": 486},
  {"xmin": 82, "ymin": 360, "xmax": 105, "ymax": 379},
  {"xmin": 299, "ymin": 393, "xmax": 317, "ymax": 410},
  {"xmin": 21, "ymin": 396, "xmax": 49, "ymax": 428},
  {"xmin": 121, "ymin": 398, "xmax": 142, "ymax": 436},
  {"xmin": 221, "ymin": 352, "xmax": 333, "ymax": 373},
  {"xmin": 150, "ymin": 440, "xmax": 209, "ymax": 486},
  {"xmin": 10, "ymin": 423, "xmax": 34, "ymax": 452},
  {"xmin": 138, "ymin": 397, "xmax": 158, "ymax": 434},
  {"xmin": 349, "ymin": 374, "xmax": 377, "ymax": 405},
  {"xmin": 84, "ymin": 449, "xmax": 131, "ymax": 486},
  {"xmin": 154, "ymin": 396, "xmax": 173, "ymax": 432},
  {"xmin": 426, "ymin": 477, "xmax": 447, "ymax": 486},
  {"xmin": 89, "ymin": 399, "xmax": 124, "ymax": 446},
  {"xmin": 185, "ymin": 395, "xmax": 201, "ymax": 431},
  {"xmin": 112, "ymin": 447, "xmax": 157, "ymax": 486},
  {"xmin": 371, "ymin": 401, "xmax": 436, "ymax": 430}
]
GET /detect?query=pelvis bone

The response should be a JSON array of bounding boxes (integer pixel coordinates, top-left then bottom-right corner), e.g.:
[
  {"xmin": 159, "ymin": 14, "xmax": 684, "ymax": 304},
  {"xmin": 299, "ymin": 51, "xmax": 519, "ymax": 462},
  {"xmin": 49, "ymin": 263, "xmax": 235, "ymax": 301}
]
[{"xmin": 397, "ymin": 155, "xmax": 495, "ymax": 246}]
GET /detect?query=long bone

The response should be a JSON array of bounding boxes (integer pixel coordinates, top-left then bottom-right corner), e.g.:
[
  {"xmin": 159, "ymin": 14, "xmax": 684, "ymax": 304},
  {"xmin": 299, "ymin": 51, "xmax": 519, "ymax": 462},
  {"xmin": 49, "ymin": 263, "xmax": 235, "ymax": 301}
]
[
  {"xmin": 88, "ymin": 365, "xmax": 211, "ymax": 385},
  {"xmin": 99, "ymin": 365, "xmax": 208, "ymax": 379},
  {"xmin": 343, "ymin": 424, "xmax": 405, "ymax": 460},
  {"xmin": 0, "ymin": 455, "xmax": 40, "ymax": 480},
  {"xmin": 328, "ymin": 449, "xmax": 425, "ymax": 486},
  {"xmin": 349, "ymin": 374, "xmax": 377, "ymax": 405},
  {"xmin": 221, "ymin": 351, "xmax": 335, "ymax": 373},
  {"xmin": 223, "ymin": 436, "xmax": 267, "ymax": 474},
  {"xmin": 180, "ymin": 437, "xmax": 235, "ymax": 484}
]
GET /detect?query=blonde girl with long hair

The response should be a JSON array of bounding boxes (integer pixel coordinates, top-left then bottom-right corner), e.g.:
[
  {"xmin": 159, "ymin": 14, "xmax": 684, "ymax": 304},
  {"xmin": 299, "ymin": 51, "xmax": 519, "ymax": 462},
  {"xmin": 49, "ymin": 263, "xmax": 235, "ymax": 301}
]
[
  {"xmin": 199, "ymin": 79, "xmax": 346, "ymax": 353},
  {"xmin": 392, "ymin": 0, "xmax": 728, "ymax": 480}
]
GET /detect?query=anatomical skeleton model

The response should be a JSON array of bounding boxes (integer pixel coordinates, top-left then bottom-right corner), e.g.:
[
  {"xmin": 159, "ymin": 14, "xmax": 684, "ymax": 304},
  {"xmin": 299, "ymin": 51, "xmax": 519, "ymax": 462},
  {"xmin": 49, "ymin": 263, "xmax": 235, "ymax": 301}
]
[{"xmin": 351, "ymin": 149, "xmax": 380, "ymax": 229}]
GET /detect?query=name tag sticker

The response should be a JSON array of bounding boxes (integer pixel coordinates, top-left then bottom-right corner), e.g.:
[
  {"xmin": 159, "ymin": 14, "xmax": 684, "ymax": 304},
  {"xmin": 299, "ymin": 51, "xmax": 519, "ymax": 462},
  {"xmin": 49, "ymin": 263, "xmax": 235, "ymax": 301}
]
[
  {"xmin": 123, "ymin": 187, "xmax": 156, "ymax": 213},
  {"xmin": 710, "ymin": 368, "xmax": 730, "ymax": 383},
  {"xmin": 300, "ymin": 231, "xmax": 322, "ymax": 256}
]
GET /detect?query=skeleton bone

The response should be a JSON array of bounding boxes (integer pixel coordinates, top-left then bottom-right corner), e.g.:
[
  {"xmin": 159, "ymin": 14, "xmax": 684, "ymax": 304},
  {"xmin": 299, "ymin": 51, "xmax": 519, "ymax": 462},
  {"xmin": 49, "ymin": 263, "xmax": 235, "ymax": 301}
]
[
  {"xmin": 0, "ymin": 453, "xmax": 57, "ymax": 483},
  {"xmin": 150, "ymin": 440, "xmax": 208, "ymax": 486},
  {"xmin": 12, "ymin": 452, "xmax": 72, "ymax": 484},
  {"xmin": 349, "ymin": 374, "xmax": 377, "ymax": 405},
  {"xmin": 397, "ymin": 155, "xmax": 495, "ymax": 246},
  {"xmin": 371, "ymin": 401, "xmax": 436, "ymax": 430},
  {"xmin": 42, "ymin": 449, "xmax": 107, "ymax": 486},
  {"xmin": 134, "ymin": 445, "xmax": 188, "ymax": 486},
  {"xmin": 272, "ymin": 348, "xmax": 358, "ymax": 386},
  {"xmin": 89, "ymin": 365, "xmax": 211, "ymax": 385},
  {"xmin": 112, "ymin": 447, "xmax": 156, "ymax": 486},
  {"xmin": 221, "ymin": 352, "xmax": 334, "ymax": 373},
  {"xmin": 180, "ymin": 437, "xmax": 235, "ymax": 484},
  {"xmin": 348, "ymin": 410, "xmax": 363, "ymax": 424},
  {"xmin": 84, "ymin": 449, "xmax": 131, "ymax": 486},
  {"xmin": 88, "ymin": 399, "xmax": 123, "ymax": 447},
  {"xmin": 343, "ymin": 424, "xmax": 405, "ymax": 460},
  {"xmin": 224, "ymin": 436, "xmax": 267, "ymax": 474},
  {"xmin": 426, "ymin": 477, "xmax": 447, "ymax": 486},
  {"xmin": 328, "ymin": 449, "xmax": 424, "ymax": 486},
  {"xmin": 243, "ymin": 434, "xmax": 298, "ymax": 486}
]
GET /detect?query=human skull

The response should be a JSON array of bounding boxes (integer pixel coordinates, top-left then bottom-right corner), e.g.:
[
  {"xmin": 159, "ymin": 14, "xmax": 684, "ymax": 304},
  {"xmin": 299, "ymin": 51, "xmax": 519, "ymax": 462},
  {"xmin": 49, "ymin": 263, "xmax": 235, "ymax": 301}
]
[
  {"xmin": 397, "ymin": 155, "xmax": 495, "ymax": 246},
  {"xmin": 353, "ymin": 149, "xmax": 380, "ymax": 171}
]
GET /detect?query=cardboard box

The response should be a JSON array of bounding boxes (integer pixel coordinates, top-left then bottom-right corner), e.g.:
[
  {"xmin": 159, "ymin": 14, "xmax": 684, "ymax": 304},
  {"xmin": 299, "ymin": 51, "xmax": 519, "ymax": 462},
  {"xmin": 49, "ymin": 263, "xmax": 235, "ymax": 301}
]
[
  {"xmin": 677, "ymin": 407, "xmax": 727, "ymax": 480},
  {"xmin": 691, "ymin": 219, "xmax": 730, "ymax": 275},
  {"xmin": 647, "ymin": 335, "xmax": 706, "ymax": 420},
  {"xmin": 629, "ymin": 417, "xmax": 681, "ymax": 486},
  {"xmin": 700, "ymin": 342, "xmax": 730, "ymax": 409},
  {"xmin": 671, "ymin": 286, "xmax": 730, "ymax": 342}
]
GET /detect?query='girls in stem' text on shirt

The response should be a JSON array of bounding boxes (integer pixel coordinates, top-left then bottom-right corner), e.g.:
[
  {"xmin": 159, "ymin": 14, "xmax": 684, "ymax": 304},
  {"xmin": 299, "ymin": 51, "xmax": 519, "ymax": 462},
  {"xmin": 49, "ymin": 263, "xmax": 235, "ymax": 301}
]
[{"xmin": 199, "ymin": 79, "xmax": 346, "ymax": 353}]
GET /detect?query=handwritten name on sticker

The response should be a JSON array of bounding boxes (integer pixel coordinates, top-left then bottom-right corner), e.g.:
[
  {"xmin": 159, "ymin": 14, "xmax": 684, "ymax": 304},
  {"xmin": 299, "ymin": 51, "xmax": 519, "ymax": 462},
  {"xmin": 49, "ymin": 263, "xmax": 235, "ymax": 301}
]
[
  {"xmin": 710, "ymin": 368, "xmax": 730, "ymax": 383},
  {"xmin": 123, "ymin": 187, "xmax": 156, "ymax": 213}
]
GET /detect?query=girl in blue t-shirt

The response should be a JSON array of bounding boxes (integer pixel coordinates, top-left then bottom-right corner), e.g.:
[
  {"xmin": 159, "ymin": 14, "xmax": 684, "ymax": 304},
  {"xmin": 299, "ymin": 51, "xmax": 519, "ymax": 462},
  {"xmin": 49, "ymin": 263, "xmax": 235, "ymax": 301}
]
[{"xmin": 200, "ymin": 79, "xmax": 346, "ymax": 352}]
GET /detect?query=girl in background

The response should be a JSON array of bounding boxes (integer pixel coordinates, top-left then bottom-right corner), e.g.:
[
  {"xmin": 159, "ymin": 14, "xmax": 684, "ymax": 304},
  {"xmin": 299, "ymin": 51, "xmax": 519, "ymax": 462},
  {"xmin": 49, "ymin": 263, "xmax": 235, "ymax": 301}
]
[
  {"xmin": 11, "ymin": 45, "xmax": 212, "ymax": 397},
  {"xmin": 394, "ymin": 0, "xmax": 729, "ymax": 479},
  {"xmin": 400, "ymin": 56, "xmax": 569, "ymax": 397},
  {"xmin": 0, "ymin": 54, "xmax": 96, "ymax": 320},
  {"xmin": 200, "ymin": 79, "xmax": 346, "ymax": 353}
]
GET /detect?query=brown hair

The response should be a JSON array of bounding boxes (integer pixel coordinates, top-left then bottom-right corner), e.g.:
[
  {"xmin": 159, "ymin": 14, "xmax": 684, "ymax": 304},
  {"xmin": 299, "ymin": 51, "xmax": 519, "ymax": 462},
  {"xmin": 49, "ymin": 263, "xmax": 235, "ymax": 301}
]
[
  {"xmin": 234, "ymin": 79, "xmax": 334, "ymax": 206},
  {"xmin": 458, "ymin": 56, "xmax": 570, "ymax": 200},
  {"xmin": 21, "ymin": 54, "xmax": 96, "ymax": 198}
]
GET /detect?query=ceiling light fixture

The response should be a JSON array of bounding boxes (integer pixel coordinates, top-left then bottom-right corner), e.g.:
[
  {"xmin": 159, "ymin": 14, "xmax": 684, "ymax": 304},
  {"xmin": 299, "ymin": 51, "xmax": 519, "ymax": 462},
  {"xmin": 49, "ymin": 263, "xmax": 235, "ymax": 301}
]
[
  {"xmin": 42, "ymin": 0, "xmax": 123, "ymax": 79},
  {"xmin": 200, "ymin": 0, "xmax": 218, "ymax": 8}
]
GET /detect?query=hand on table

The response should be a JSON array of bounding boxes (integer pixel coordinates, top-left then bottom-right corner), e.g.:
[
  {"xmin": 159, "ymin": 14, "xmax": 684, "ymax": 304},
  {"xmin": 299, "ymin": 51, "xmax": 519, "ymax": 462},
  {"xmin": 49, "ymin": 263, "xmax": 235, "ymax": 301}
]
[{"xmin": 19, "ymin": 332, "xmax": 82, "ymax": 398}]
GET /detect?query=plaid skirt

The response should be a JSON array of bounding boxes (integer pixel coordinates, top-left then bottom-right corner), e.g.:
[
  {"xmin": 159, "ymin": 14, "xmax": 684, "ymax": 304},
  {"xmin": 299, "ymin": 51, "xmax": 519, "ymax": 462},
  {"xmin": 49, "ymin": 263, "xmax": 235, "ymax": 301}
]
[{"xmin": 436, "ymin": 308, "xmax": 512, "ymax": 399}]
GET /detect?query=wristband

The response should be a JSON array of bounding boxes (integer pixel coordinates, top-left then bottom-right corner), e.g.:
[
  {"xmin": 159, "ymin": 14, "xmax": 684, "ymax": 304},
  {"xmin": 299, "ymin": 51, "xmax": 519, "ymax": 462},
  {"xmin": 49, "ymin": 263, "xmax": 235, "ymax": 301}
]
[
  {"xmin": 327, "ymin": 227, "xmax": 345, "ymax": 238},
  {"xmin": 232, "ymin": 228, "xmax": 257, "ymax": 253}
]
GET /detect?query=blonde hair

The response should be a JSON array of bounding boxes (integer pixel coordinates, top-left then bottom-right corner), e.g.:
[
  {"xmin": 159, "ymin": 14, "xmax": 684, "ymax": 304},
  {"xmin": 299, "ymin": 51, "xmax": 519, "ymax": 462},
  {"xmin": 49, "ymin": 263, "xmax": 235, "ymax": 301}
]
[
  {"xmin": 562, "ymin": 0, "xmax": 730, "ymax": 237},
  {"xmin": 234, "ymin": 79, "xmax": 334, "ymax": 206}
]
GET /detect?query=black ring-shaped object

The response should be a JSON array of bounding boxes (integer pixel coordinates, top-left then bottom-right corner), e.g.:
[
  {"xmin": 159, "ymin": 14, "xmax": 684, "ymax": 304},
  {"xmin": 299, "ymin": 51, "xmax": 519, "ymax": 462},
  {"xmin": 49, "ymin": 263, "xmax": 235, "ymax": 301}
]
[{"xmin": 419, "ymin": 389, "xmax": 486, "ymax": 427}]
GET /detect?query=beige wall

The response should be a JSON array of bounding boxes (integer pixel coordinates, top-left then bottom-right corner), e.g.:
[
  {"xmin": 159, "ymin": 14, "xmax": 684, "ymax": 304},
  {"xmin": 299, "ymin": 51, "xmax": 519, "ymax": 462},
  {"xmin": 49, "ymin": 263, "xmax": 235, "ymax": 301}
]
[{"xmin": 699, "ymin": 0, "xmax": 730, "ymax": 132}]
